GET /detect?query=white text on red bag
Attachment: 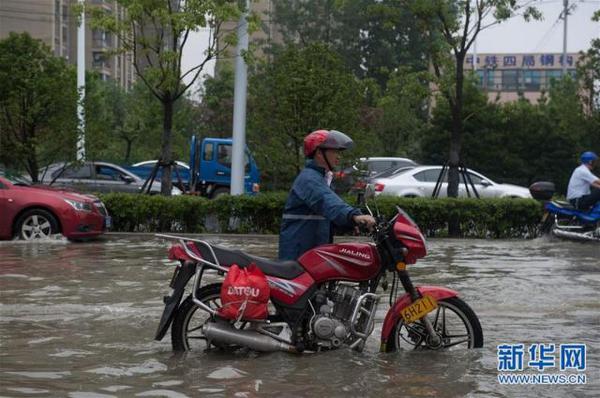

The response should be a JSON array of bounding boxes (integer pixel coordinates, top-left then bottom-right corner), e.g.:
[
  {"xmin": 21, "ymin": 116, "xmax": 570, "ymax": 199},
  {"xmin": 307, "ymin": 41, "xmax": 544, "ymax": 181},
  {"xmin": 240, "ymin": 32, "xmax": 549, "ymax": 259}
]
[{"xmin": 218, "ymin": 263, "xmax": 270, "ymax": 321}]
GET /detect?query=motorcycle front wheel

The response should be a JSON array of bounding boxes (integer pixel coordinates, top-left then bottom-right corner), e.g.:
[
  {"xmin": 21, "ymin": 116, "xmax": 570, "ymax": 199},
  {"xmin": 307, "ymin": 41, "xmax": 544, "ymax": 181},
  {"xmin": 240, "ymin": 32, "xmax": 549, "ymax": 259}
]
[
  {"xmin": 171, "ymin": 283, "xmax": 223, "ymax": 351},
  {"xmin": 386, "ymin": 297, "xmax": 483, "ymax": 351}
]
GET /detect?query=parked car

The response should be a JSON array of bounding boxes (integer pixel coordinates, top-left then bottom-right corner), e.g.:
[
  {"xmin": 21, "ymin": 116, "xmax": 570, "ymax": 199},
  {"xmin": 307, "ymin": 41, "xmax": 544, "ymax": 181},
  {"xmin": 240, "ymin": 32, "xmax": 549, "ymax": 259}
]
[
  {"xmin": 371, "ymin": 165, "xmax": 532, "ymax": 198},
  {"xmin": 39, "ymin": 161, "xmax": 182, "ymax": 195},
  {"xmin": 0, "ymin": 172, "xmax": 110, "ymax": 240},
  {"xmin": 132, "ymin": 160, "xmax": 190, "ymax": 168},
  {"xmin": 334, "ymin": 157, "xmax": 418, "ymax": 194},
  {"xmin": 359, "ymin": 157, "xmax": 419, "ymax": 176},
  {"xmin": 124, "ymin": 160, "xmax": 192, "ymax": 192}
]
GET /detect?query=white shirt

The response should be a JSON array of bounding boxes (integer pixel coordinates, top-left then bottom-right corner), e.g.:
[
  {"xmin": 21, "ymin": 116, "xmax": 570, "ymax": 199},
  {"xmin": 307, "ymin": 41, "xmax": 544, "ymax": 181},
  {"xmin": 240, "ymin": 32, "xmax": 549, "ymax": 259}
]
[
  {"xmin": 567, "ymin": 164, "xmax": 599, "ymax": 200},
  {"xmin": 325, "ymin": 171, "xmax": 333, "ymax": 187}
]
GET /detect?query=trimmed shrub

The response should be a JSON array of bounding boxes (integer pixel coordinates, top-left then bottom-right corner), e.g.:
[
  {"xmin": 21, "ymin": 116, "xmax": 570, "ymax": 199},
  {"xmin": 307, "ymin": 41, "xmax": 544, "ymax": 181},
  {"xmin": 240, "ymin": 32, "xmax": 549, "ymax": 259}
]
[
  {"xmin": 99, "ymin": 193, "xmax": 542, "ymax": 238},
  {"xmin": 368, "ymin": 196, "xmax": 541, "ymax": 238}
]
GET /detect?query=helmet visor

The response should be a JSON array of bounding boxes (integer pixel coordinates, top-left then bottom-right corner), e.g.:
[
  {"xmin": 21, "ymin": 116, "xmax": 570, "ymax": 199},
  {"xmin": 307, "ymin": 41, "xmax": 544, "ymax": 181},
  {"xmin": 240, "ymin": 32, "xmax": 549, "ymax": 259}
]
[{"xmin": 319, "ymin": 130, "xmax": 354, "ymax": 151}]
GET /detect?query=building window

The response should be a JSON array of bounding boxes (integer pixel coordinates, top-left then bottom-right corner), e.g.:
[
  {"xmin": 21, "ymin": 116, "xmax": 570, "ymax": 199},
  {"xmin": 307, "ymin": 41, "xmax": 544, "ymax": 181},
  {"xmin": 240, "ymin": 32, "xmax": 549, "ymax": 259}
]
[
  {"xmin": 54, "ymin": 0, "xmax": 61, "ymax": 54},
  {"xmin": 92, "ymin": 52, "xmax": 108, "ymax": 68},
  {"xmin": 502, "ymin": 70, "xmax": 518, "ymax": 91},
  {"xmin": 92, "ymin": 30, "xmax": 111, "ymax": 48},
  {"xmin": 479, "ymin": 69, "xmax": 499, "ymax": 90},
  {"xmin": 521, "ymin": 70, "xmax": 541, "ymax": 91},
  {"xmin": 545, "ymin": 70, "xmax": 563, "ymax": 87}
]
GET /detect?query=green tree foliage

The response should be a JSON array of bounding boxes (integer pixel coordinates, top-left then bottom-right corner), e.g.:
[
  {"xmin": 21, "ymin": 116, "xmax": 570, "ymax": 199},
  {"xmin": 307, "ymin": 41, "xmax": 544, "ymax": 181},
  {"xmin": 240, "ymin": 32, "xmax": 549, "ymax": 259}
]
[
  {"xmin": 372, "ymin": 69, "xmax": 430, "ymax": 159},
  {"xmin": 195, "ymin": 63, "xmax": 235, "ymax": 137},
  {"xmin": 248, "ymin": 43, "xmax": 368, "ymax": 189},
  {"xmin": 84, "ymin": 79, "xmax": 201, "ymax": 165},
  {"xmin": 84, "ymin": 75, "xmax": 129, "ymax": 163},
  {"xmin": 573, "ymin": 13, "xmax": 599, "ymax": 168},
  {"xmin": 270, "ymin": 0, "xmax": 429, "ymax": 88},
  {"xmin": 0, "ymin": 32, "xmax": 77, "ymax": 181},
  {"xmin": 85, "ymin": 0, "xmax": 241, "ymax": 194},
  {"xmin": 422, "ymin": 76, "xmax": 594, "ymax": 193},
  {"xmin": 407, "ymin": 0, "xmax": 541, "ymax": 202},
  {"xmin": 576, "ymin": 9, "xmax": 599, "ymax": 114}
]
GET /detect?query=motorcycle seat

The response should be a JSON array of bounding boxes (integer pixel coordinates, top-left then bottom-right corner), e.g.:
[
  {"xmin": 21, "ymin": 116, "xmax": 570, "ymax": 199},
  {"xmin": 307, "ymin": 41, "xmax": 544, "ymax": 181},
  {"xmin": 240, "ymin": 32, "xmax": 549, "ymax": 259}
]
[
  {"xmin": 196, "ymin": 244, "xmax": 305, "ymax": 280},
  {"xmin": 553, "ymin": 200, "xmax": 575, "ymax": 210}
]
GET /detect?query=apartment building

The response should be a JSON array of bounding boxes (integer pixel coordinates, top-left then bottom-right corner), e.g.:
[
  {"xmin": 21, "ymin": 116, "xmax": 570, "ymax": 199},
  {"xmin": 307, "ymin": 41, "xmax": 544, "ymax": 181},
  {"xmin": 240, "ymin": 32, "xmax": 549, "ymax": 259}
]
[
  {"xmin": 0, "ymin": 0, "xmax": 135, "ymax": 89},
  {"xmin": 215, "ymin": 0, "xmax": 283, "ymax": 74}
]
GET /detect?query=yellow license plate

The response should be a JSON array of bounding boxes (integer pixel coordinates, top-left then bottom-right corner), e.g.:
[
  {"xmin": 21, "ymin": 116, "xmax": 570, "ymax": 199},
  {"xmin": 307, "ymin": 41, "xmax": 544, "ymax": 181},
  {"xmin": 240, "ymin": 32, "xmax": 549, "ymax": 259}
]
[{"xmin": 401, "ymin": 295, "xmax": 438, "ymax": 324}]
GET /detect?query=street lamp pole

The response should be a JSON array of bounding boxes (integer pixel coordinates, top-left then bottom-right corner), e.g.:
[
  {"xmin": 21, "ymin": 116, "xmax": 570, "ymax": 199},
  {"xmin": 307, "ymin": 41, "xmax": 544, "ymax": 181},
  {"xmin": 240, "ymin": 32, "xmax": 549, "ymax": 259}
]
[
  {"xmin": 230, "ymin": 0, "xmax": 250, "ymax": 195},
  {"xmin": 76, "ymin": 0, "xmax": 86, "ymax": 161},
  {"xmin": 562, "ymin": 0, "xmax": 568, "ymax": 76}
]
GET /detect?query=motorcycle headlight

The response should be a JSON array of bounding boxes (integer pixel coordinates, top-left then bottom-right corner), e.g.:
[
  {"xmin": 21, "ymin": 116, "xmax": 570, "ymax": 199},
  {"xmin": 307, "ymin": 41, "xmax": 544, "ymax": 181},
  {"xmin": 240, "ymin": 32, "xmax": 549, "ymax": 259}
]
[{"xmin": 64, "ymin": 199, "xmax": 93, "ymax": 212}]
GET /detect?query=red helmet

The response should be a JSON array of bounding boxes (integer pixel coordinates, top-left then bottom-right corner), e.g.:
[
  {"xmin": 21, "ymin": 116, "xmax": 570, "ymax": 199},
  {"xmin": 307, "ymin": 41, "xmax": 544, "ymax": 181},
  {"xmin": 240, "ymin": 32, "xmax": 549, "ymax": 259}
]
[{"xmin": 303, "ymin": 129, "xmax": 354, "ymax": 157}]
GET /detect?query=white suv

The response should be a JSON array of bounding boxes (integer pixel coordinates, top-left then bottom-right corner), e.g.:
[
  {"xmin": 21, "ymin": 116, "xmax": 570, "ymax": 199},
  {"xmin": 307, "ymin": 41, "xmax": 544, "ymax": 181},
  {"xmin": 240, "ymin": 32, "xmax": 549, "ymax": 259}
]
[{"xmin": 359, "ymin": 157, "xmax": 418, "ymax": 176}]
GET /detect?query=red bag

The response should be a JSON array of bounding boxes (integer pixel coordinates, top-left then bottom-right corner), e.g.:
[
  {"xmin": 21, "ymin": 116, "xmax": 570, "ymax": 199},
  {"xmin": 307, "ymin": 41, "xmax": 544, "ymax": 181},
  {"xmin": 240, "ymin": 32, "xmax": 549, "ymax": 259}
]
[{"xmin": 218, "ymin": 264, "xmax": 270, "ymax": 321}]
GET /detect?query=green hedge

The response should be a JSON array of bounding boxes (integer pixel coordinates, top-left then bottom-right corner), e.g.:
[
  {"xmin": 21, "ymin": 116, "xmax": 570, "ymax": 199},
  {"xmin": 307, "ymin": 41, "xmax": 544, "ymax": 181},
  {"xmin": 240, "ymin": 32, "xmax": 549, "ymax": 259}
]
[
  {"xmin": 364, "ymin": 196, "xmax": 542, "ymax": 238},
  {"xmin": 99, "ymin": 192, "xmax": 543, "ymax": 238}
]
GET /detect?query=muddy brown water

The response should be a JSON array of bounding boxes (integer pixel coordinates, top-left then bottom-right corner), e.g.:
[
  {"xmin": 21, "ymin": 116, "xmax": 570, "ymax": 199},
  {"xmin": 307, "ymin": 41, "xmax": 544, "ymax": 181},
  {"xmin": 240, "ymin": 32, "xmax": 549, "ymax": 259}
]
[{"xmin": 0, "ymin": 234, "xmax": 598, "ymax": 397}]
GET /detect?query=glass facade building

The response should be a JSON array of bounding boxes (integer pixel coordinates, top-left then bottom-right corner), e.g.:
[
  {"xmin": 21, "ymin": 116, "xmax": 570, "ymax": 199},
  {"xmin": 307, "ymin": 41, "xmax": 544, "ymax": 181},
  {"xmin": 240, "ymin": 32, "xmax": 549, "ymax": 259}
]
[{"xmin": 462, "ymin": 53, "xmax": 582, "ymax": 103}]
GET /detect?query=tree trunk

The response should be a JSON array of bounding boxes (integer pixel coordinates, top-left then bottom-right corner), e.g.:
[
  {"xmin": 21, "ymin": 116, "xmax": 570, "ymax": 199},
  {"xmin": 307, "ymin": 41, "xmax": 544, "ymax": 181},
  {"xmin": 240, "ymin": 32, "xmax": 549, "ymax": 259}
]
[
  {"xmin": 26, "ymin": 151, "xmax": 39, "ymax": 183},
  {"xmin": 447, "ymin": 52, "xmax": 466, "ymax": 237},
  {"xmin": 447, "ymin": 54, "xmax": 465, "ymax": 198},
  {"xmin": 124, "ymin": 136, "xmax": 132, "ymax": 164},
  {"xmin": 294, "ymin": 137, "xmax": 301, "ymax": 174},
  {"xmin": 25, "ymin": 125, "xmax": 39, "ymax": 183},
  {"xmin": 160, "ymin": 97, "xmax": 174, "ymax": 195}
]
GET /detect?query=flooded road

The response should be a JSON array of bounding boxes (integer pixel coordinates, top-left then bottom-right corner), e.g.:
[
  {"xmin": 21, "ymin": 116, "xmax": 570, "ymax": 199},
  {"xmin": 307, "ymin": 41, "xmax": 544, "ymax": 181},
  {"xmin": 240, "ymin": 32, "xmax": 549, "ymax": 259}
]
[{"xmin": 0, "ymin": 234, "xmax": 598, "ymax": 397}]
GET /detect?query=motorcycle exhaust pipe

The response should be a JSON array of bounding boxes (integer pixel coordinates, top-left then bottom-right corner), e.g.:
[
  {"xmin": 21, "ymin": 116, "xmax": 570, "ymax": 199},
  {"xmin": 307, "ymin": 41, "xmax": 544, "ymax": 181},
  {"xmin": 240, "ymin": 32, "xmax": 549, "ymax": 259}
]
[
  {"xmin": 553, "ymin": 229, "xmax": 600, "ymax": 242},
  {"xmin": 203, "ymin": 321, "xmax": 296, "ymax": 353}
]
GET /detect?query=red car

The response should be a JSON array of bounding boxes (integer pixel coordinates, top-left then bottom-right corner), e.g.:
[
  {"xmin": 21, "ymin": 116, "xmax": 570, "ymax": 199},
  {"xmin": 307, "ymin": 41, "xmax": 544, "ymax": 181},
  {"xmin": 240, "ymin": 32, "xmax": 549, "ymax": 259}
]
[{"xmin": 0, "ymin": 174, "xmax": 110, "ymax": 241}]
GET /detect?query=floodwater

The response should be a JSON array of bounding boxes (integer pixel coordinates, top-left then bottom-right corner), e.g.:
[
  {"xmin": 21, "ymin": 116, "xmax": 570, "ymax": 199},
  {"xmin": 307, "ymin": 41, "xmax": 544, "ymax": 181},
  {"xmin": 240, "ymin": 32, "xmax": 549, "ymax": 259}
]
[{"xmin": 0, "ymin": 234, "xmax": 598, "ymax": 398}]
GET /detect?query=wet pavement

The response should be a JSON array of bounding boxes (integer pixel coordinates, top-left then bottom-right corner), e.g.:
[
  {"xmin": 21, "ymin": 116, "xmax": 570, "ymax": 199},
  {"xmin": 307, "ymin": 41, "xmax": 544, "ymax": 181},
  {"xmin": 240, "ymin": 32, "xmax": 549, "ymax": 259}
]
[{"xmin": 0, "ymin": 234, "xmax": 598, "ymax": 397}]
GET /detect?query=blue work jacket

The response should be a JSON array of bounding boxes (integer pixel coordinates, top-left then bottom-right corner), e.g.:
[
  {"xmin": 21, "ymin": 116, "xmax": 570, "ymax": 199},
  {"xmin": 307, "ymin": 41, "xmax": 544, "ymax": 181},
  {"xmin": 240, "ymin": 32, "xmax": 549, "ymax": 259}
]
[{"xmin": 278, "ymin": 161, "xmax": 361, "ymax": 260}]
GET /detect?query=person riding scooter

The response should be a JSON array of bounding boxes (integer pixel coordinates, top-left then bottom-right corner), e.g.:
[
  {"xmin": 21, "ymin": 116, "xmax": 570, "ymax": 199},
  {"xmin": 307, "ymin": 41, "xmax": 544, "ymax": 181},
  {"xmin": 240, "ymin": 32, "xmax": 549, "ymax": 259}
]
[
  {"xmin": 567, "ymin": 151, "xmax": 600, "ymax": 210},
  {"xmin": 278, "ymin": 130, "xmax": 376, "ymax": 261}
]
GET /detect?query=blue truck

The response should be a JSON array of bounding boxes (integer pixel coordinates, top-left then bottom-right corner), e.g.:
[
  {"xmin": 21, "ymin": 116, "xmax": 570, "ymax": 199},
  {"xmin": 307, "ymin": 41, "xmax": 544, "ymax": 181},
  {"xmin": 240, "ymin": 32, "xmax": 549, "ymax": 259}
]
[{"xmin": 125, "ymin": 137, "xmax": 260, "ymax": 198}]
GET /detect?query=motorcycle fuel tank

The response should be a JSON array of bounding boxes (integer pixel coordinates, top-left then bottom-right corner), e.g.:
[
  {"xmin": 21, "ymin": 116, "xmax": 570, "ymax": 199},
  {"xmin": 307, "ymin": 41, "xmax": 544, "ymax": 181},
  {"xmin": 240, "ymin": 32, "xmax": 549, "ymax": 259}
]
[{"xmin": 298, "ymin": 243, "xmax": 381, "ymax": 283}]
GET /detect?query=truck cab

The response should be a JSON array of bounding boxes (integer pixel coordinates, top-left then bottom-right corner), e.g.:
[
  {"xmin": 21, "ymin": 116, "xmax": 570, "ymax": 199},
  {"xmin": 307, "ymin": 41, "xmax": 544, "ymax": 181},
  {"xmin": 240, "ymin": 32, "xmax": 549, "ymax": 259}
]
[
  {"xmin": 191, "ymin": 137, "xmax": 260, "ymax": 198},
  {"xmin": 123, "ymin": 137, "xmax": 260, "ymax": 198}
]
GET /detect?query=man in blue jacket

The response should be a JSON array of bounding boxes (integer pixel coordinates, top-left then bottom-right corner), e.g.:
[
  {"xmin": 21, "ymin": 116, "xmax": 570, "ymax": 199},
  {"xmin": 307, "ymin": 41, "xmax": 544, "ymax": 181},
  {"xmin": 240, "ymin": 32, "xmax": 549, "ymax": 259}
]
[{"xmin": 278, "ymin": 129, "xmax": 376, "ymax": 260}]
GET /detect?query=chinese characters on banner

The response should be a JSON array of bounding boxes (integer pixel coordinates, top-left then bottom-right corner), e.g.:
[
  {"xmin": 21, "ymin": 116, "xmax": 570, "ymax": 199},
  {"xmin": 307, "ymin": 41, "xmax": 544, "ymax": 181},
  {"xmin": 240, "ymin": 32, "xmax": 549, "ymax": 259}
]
[{"xmin": 466, "ymin": 54, "xmax": 574, "ymax": 67}]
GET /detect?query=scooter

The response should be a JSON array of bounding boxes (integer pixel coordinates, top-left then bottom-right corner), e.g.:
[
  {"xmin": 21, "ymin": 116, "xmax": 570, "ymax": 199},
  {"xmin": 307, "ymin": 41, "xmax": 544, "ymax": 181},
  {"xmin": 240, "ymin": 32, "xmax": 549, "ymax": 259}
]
[
  {"xmin": 154, "ymin": 197, "xmax": 483, "ymax": 353},
  {"xmin": 530, "ymin": 182, "xmax": 600, "ymax": 242}
]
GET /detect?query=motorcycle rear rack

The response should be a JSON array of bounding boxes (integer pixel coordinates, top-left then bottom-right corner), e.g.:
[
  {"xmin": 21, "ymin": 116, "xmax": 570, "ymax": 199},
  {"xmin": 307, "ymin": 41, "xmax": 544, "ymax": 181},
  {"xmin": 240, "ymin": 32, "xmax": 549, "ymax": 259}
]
[{"xmin": 157, "ymin": 234, "xmax": 230, "ymax": 315}]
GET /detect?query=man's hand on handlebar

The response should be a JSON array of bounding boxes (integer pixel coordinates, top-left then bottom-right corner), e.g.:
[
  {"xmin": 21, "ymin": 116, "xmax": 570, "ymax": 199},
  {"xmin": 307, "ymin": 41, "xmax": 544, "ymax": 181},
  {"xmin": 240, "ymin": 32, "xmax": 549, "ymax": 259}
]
[{"xmin": 352, "ymin": 214, "xmax": 377, "ymax": 231}]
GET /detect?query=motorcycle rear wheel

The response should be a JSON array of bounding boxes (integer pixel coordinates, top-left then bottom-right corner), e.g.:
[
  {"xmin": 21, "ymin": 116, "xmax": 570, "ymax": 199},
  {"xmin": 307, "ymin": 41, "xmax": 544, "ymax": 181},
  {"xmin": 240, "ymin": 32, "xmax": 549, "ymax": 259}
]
[
  {"xmin": 386, "ymin": 297, "xmax": 483, "ymax": 352},
  {"xmin": 171, "ymin": 283, "xmax": 223, "ymax": 351},
  {"xmin": 539, "ymin": 213, "xmax": 556, "ymax": 235}
]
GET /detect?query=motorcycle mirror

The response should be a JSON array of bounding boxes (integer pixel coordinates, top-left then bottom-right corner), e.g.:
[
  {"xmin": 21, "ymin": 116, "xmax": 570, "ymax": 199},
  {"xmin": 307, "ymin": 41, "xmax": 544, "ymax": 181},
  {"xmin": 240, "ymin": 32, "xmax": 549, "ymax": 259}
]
[
  {"xmin": 362, "ymin": 184, "xmax": 381, "ymax": 219},
  {"xmin": 364, "ymin": 184, "xmax": 376, "ymax": 200}
]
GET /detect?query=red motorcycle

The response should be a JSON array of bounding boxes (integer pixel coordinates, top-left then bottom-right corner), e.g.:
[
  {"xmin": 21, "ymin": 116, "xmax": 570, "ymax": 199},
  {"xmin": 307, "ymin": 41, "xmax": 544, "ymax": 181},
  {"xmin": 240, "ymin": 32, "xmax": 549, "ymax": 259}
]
[{"xmin": 155, "ymin": 206, "xmax": 483, "ymax": 353}]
